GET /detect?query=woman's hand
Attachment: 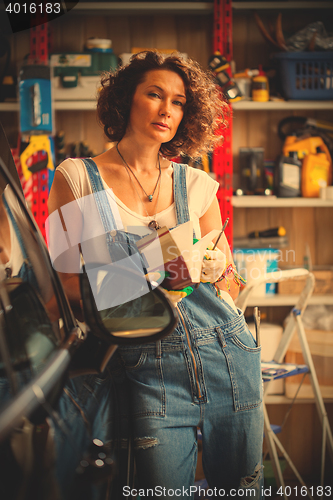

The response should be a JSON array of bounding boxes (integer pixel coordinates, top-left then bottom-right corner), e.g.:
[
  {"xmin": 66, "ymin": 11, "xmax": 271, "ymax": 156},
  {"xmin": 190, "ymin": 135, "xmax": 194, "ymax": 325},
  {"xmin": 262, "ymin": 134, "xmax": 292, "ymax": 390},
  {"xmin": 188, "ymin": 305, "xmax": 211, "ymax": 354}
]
[
  {"xmin": 199, "ymin": 198, "xmax": 240, "ymax": 300},
  {"xmin": 201, "ymin": 246, "xmax": 227, "ymax": 283}
]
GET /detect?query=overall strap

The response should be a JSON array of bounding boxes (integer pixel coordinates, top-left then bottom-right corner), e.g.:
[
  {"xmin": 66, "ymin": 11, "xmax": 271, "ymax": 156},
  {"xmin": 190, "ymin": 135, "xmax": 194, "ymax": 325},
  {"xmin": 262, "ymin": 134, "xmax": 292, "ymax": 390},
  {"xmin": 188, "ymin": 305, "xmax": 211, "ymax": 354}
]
[
  {"xmin": 173, "ymin": 163, "xmax": 196, "ymax": 239},
  {"xmin": 82, "ymin": 158, "xmax": 139, "ymax": 265},
  {"xmin": 172, "ymin": 162, "xmax": 190, "ymax": 225},
  {"xmin": 82, "ymin": 158, "xmax": 118, "ymax": 234}
]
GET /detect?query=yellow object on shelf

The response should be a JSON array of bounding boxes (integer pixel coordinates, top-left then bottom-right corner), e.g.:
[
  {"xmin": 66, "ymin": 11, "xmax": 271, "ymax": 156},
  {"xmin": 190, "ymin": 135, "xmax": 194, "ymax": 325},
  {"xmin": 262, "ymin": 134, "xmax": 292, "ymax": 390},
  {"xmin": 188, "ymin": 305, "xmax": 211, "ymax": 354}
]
[
  {"xmin": 302, "ymin": 152, "xmax": 331, "ymax": 198},
  {"xmin": 283, "ymin": 135, "xmax": 330, "ymax": 160},
  {"xmin": 283, "ymin": 136, "xmax": 332, "ymax": 197},
  {"xmin": 252, "ymin": 74, "xmax": 269, "ymax": 102},
  {"xmin": 20, "ymin": 135, "xmax": 54, "ymax": 182}
]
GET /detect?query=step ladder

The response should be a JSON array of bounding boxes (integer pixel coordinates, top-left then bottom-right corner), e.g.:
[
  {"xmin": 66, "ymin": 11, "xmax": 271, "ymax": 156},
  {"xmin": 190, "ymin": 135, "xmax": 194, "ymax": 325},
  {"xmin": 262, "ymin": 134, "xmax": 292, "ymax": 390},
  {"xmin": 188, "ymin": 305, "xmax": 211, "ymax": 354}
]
[{"xmin": 236, "ymin": 269, "xmax": 333, "ymax": 500}]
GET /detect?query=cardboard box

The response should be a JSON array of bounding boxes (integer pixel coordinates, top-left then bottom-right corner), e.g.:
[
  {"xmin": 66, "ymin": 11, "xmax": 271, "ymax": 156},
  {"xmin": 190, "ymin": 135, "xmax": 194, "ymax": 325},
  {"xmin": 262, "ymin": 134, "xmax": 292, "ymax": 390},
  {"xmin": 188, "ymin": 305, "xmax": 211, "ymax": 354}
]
[
  {"xmin": 278, "ymin": 268, "xmax": 333, "ymax": 295},
  {"xmin": 52, "ymin": 75, "xmax": 100, "ymax": 101},
  {"xmin": 285, "ymin": 329, "xmax": 333, "ymax": 399}
]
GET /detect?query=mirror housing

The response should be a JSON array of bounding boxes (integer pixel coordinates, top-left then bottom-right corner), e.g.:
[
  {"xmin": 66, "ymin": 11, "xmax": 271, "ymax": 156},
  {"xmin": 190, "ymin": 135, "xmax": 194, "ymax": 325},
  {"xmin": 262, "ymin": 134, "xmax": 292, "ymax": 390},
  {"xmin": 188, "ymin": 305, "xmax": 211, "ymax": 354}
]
[{"xmin": 79, "ymin": 262, "xmax": 178, "ymax": 367}]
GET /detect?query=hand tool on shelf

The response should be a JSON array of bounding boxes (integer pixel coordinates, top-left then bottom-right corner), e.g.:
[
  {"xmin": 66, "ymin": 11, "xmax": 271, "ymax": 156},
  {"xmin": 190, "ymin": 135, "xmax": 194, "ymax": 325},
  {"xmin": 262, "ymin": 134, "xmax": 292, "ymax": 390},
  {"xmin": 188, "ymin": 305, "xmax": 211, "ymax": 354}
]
[
  {"xmin": 254, "ymin": 12, "xmax": 288, "ymax": 52},
  {"xmin": 248, "ymin": 227, "xmax": 286, "ymax": 239}
]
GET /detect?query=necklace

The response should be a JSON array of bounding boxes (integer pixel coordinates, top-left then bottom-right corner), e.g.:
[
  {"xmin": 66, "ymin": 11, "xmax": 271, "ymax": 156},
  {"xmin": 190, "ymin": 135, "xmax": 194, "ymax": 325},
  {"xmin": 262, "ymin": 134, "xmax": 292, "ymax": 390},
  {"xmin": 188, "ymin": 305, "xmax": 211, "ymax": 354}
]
[
  {"xmin": 116, "ymin": 143, "xmax": 161, "ymax": 202},
  {"xmin": 147, "ymin": 178, "xmax": 161, "ymax": 230},
  {"xmin": 117, "ymin": 144, "xmax": 161, "ymax": 230}
]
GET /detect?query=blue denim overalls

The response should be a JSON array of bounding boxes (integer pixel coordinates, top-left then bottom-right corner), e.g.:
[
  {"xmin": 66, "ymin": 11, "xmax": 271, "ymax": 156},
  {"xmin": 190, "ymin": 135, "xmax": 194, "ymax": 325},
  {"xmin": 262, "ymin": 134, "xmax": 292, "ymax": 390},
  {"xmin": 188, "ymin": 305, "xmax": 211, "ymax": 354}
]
[{"xmin": 57, "ymin": 158, "xmax": 265, "ymax": 500}]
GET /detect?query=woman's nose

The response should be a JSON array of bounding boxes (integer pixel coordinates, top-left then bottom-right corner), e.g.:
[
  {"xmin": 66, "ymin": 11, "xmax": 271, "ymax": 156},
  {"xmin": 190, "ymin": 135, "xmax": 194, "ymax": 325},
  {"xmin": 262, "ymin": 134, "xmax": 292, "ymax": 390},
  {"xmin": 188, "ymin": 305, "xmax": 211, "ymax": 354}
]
[{"xmin": 159, "ymin": 100, "xmax": 171, "ymax": 116}]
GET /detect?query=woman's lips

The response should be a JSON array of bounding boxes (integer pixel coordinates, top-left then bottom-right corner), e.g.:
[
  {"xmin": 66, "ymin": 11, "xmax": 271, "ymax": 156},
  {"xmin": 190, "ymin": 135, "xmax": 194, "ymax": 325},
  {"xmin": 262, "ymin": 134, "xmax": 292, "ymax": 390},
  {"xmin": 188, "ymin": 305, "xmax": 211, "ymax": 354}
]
[{"xmin": 153, "ymin": 122, "xmax": 170, "ymax": 130}]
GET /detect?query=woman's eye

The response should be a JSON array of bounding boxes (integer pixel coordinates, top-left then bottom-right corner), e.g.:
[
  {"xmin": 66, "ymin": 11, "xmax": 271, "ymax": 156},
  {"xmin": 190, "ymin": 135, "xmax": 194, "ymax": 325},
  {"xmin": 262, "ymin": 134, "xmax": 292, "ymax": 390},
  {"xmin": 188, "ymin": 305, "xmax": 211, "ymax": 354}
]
[
  {"xmin": 149, "ymin": 92, "xmax": 161, "ymax": 99},
  {"xmin": 173, "ymin": 100, "xmax": 184, "ymax": 107}
]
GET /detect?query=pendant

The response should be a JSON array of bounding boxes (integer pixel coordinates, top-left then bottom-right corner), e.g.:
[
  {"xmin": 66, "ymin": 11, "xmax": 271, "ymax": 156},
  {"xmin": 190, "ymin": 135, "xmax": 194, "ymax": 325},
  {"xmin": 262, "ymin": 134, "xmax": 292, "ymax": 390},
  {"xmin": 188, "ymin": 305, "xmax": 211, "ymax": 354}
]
[
  {"xmin": 148, "ymin": 220, "xmax": 160, "ymax": 230},
  {"xmin": 5, "ymin": 267, "xmax": 12, "ymax": 279},
  {"xmin": 148, "ymin": 195, "xmax": 153, "ymax": 202}
]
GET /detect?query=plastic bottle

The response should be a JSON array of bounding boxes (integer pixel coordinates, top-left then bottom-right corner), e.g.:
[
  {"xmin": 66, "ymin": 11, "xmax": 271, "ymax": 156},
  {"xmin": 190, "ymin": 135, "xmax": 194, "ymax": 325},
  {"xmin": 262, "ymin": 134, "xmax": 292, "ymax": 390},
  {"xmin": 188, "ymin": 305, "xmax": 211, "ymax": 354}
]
[
  {"xmin": 252, "ymin": 66, "xmax": 269, "ymax": 102},
  {"xmin": 275, "ymin": 151, "xmax": 302, "ymax": 197},
  {"xmin": 302, "ymin": 149, "xmax": 331, "ymax": 198}
]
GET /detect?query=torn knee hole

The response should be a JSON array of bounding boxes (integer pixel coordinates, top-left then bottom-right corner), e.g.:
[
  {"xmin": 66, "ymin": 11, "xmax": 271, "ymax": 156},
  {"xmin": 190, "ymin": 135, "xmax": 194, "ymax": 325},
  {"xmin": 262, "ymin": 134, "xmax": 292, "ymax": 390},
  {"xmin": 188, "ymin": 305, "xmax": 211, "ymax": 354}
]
[
  {"xmin": 134, "ymin": 437, "xmax": 159, "ymax": 450},
  {"xmin": 240, "ymin": 463, "xmax": 262, "ymax": 488}
]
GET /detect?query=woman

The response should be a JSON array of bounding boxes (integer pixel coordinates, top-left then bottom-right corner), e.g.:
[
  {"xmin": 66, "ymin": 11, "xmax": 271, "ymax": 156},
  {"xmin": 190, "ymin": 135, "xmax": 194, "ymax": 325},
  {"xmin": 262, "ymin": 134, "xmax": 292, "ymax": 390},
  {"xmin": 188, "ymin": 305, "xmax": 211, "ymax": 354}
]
[{"xmin": 48, "ymin": 51, "xmax": 264, "ymax": 499}]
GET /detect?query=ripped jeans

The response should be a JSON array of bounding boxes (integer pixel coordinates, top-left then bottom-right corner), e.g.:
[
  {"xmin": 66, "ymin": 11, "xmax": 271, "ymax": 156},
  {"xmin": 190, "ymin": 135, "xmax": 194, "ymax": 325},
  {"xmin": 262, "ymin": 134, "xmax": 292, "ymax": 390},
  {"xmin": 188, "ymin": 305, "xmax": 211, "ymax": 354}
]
[{"xmin": 117, "ymin": 300, "xmax": 264, "ymax": 500}]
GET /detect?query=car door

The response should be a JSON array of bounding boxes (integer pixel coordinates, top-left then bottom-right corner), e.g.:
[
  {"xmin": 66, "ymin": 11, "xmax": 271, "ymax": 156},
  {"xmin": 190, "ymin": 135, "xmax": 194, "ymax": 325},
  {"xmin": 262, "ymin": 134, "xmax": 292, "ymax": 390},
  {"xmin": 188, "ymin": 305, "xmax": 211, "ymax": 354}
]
[{"xmin": 0, "ymin": 122, "xmax": 178, "ymax": 499}]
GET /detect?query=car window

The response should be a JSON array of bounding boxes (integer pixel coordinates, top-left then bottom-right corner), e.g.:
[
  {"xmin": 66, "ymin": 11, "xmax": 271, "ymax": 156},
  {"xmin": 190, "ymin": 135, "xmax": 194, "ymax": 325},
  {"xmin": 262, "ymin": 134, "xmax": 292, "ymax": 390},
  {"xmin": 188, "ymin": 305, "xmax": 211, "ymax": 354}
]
[{"xmin": 0, "ymin": 176, "xmax": 69, "ymax": 408}]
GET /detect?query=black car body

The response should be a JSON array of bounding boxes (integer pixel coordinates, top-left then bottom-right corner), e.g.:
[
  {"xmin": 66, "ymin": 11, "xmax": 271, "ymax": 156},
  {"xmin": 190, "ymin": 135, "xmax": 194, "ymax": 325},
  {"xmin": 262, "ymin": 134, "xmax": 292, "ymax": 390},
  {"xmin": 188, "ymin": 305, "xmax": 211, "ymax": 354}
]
[{"xmin": 0, "ymin": 122, "xmax": 177, "ymax": 499}]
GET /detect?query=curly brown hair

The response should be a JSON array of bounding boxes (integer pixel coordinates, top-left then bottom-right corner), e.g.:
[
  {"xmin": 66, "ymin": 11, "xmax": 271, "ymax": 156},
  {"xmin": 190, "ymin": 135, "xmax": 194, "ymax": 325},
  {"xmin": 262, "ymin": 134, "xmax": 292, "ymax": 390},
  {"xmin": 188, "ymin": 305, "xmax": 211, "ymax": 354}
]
[{"xmin": 97, "ymin": 50, "xmax": 228, "ymax": 158}]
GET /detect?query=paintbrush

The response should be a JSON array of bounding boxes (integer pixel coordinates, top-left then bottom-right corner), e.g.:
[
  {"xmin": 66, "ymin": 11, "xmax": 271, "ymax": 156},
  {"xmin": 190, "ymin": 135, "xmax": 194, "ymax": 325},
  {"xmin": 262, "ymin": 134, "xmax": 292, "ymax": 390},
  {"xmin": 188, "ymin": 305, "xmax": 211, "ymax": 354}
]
[{"xmin": 212, "ymin": 218, "xmax": 229, "ymax": 250}]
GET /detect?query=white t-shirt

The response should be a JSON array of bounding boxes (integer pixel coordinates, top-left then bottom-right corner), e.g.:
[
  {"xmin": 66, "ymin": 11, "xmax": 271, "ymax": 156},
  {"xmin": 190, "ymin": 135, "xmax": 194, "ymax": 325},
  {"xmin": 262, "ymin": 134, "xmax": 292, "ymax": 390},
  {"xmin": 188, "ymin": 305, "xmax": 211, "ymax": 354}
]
[
  {"xmin": 56, "ymin": 158, "xmax": 219, "ymax": 239},
  {"xmin": 52, "ymin": 158, "xmax": 238, "ymax": 313}
]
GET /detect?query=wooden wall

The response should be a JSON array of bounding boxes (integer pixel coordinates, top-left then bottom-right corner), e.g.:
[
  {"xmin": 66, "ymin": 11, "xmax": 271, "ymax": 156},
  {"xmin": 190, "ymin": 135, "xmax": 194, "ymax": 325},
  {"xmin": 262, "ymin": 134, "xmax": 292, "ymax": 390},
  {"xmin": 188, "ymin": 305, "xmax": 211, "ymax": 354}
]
[
  {"xmin": 1, "ymin": 12, "xmax": 212, "ymax": 152},
  {"xmin": 232, "ymin": 7, "xmax": 333, "ymax": 269},
  {"xmin": 1, "ymin": 7, "xmax": 333, "ymax": 270}
]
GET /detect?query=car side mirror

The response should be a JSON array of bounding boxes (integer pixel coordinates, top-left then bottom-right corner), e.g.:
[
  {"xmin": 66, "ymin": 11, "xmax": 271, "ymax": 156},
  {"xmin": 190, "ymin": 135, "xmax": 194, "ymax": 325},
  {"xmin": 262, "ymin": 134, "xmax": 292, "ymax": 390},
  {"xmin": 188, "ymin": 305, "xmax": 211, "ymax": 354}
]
[{"xmin": 73, "ymin": 262, "xmax": 178, "ymax": 374}]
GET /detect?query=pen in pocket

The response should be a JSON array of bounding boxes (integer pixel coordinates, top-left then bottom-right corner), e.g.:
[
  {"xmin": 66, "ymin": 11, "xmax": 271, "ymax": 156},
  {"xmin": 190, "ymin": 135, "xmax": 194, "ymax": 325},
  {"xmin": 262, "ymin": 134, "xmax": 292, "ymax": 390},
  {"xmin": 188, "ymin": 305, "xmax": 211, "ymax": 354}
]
[{"xmin": 253, "ymin": 306, "xmax": 261, "ymax": 347}]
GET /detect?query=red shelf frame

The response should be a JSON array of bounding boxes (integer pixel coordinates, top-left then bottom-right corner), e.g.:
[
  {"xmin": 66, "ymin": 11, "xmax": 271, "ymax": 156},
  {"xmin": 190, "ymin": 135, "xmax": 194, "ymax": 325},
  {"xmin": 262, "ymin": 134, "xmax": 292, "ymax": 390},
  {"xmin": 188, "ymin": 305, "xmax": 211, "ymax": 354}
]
[
  {"xmin": 28, "ymin": 16, "xmax": 51, "ymax": 240},
  {"xmin": 212, "ymin": 0, "xmax": 234, "ymax": 248}
]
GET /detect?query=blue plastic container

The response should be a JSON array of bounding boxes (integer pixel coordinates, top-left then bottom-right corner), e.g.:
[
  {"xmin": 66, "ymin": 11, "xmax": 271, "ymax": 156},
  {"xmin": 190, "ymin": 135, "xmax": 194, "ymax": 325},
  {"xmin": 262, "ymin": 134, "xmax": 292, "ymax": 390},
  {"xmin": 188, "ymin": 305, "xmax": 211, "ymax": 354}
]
[
  {"xmin": 233, "ymin": 248, "xmax": 280, "ymax": 296},
  {"xmin": 19, "ymin": 65, "xmax": 52, "ymax": 134},
  {"xmin": 274, "ymin": 51, "xmax": 333, "ymax": 100}
]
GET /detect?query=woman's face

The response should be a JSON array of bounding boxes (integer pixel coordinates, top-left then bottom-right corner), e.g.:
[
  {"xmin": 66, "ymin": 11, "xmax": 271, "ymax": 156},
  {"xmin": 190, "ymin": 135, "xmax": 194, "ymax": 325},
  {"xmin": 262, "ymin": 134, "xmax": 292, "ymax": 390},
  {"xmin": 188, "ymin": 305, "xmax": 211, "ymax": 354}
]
[{"xmin": 127, "ymin": 69, "xmax": 186, "ymax": 145}]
